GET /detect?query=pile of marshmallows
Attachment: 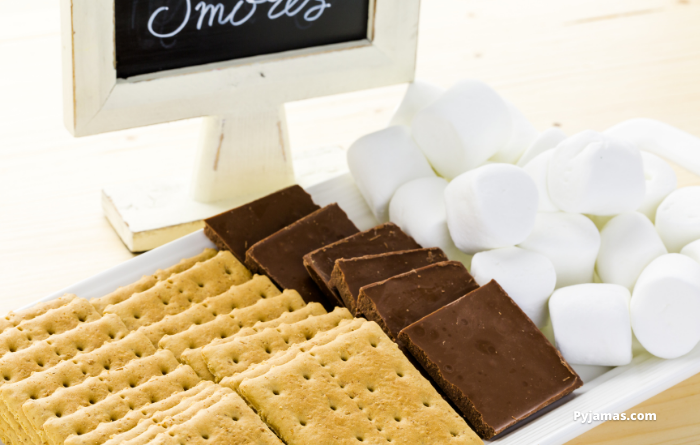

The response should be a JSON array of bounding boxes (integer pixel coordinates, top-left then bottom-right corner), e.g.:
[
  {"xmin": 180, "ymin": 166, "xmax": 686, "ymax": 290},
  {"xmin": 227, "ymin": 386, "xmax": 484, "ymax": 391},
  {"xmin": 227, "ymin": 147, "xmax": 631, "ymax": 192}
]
[{"xmin": 348, "ymin": 79, "xmax": 700, "ymax": 367}]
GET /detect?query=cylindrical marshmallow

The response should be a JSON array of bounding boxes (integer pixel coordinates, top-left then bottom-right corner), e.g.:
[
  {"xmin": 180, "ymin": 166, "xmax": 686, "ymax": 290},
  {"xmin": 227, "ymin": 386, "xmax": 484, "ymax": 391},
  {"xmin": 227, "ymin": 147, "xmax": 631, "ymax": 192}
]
[
  {"xmin": 631, "ymin": 254, "xmax": 700, "ymax": 359},
  {"xmin": 680, "ymin": 239, "xmax": 700, "ymax": 264},
  {"xmin": 523, "ymin": 151, "xmax": 559, "ymax": 212},
  {"xmin": 550, "ymin": 283, "xmax": 632, "ymax": 366},
  {"xmin": 548, "ymin": 130, "xmax": 646, "ymax": 215},
  {"xmin": 489, "ymin": 100, "xmax": 539, "ymax": 164},
  {"xmin": 445, "ymin": 164, "xmax": 539, "ymax": 254},
  {"xmin": 471, "ymin": 247, "xmax": 556, "ymax": 327},
  {"xmin": 596, "ymin": 212, "xmax": 667, "ymax": 290},
  {"xmin": 517, "ymin": 127, "xmax": 568, "ymax": 167},
  {"xmin": 519, "ymin": 212, "xmax": 601, "ymax": 288},
  {"xmin": 389, "ymin": 80, "xmax": 444, "ymax": 127},
  {"xmin": 347, "ymin": 126, "xmax": 436, "ymax": 223},
  {"xmin": 638, "ymin": 152, "xmax": 677, "ymax": 223},
  {"xmin": 655, "ymin": 186, "xmax": 700, "ymax": 253},
  {"xmin": 412, "ymin": 80, "xmax": 512, "ymax": 178},
  {"xmin": 389, "ymin": 177, "xmax": 472, "ymax": 264}
]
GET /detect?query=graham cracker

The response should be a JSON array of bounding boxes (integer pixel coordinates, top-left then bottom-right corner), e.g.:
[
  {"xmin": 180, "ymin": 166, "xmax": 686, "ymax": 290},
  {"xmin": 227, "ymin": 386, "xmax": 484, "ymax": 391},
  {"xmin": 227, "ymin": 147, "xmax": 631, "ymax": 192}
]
[
  {"xmin": 181, "ymin": 301, "xmax": 325, "ymax": 381},
  {"xmin": 119, "ymin": 386, "xmax": 230, "ymax": 445},
  {"xmin": 91, "ymin": 249, "xmax": 217, "ymax": 314},
  {"xmin": 0, "ymin": 297, "xmax": 100, "ymax": 360},
  {"xmin": 104, "ymin": 251, "xmax": 252, "ymax": 330},
  {"xmin": 101, "ymin": 381, "xmax": 220, "ymax": 445},
  {"xmin": 137, "ymin": 275, "xmax": 280, "ymax": 346},
  {"xmin": 0, "ymin": 294, "xmax": 77, "ymax": 333},
  {"xmin": 221, "ymin": 318, "xmax": 366, "ymax": 391},
  {"xmin": 22, "ymin": 349, "xmax": 180, "ymax": 445},
  {"xmin": 149, "ymin": 392, "xmax": 282, "ymax": 445},
  {"xmin": 0, "ymin": 331, "xmax": 155, "ymax": 445},
  {"xmin": 238, "ymin": 322, "xmax": 480, "ymax": 445},
  {"xmin": 202, "ymin": 307, "xmax": 353, "ymax": 381},
  {"xmin": 45, "ymin": 365, "xmax": 201, "ymax": 445}
]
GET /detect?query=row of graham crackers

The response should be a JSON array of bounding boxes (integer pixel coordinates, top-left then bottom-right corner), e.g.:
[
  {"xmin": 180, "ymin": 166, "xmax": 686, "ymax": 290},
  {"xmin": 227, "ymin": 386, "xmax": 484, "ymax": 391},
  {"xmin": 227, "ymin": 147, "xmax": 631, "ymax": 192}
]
[{"xmin": 204, "ymin": 185, "xmax": 583, "ymax": 439}]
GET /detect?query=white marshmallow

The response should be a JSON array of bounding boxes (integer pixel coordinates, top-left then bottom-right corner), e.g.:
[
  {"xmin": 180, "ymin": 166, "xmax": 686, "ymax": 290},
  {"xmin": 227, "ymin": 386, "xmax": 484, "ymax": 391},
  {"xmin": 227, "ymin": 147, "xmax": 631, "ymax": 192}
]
[
  {"xmin": 519, "ymin": 212, "xmax": 601, "ymax": 288},
  {"xmin": 412, "ymin": 80, "xmax": 512, "ymax": 178},
  {"xmin": 523, "ymin": 151, "xmax": 560, "ymax": 212},
  {"xmin": 517, "ymin": 127, "xmax": 568, "ymax": 167},
  {"xmin": 631, "ymin": 254, "xmax": 700, "ymax": 359},
  {"xmin": 347, "ymin": 126, "xmax": 436, "ymax": 223},
  {"xmin": 471, "ymin": 247, "xmax": 556, "ymax": 327},
  {"xmin": 638, "ymin": 152, "xmax": 677, "ymax": 223},
  {"xmin": 389, "ymin": 177, "xmax": 472, "ymax": 264},
  {"xmin": 549, "ymin": 284, "xmax": 632, "ymax": 366},
  {"xmin": 680, "ymin": 239, "xmax": 700, "ymax": 264},
  {"xmin": 655, "ymin": 186, "xmax": 700, "ymax": 253},
  {"xmin": 389, "ymin": 80, "xmax": 444, "ymax": 127},
  {"xmin": 548, "ymin": 131, "xmax": 646, "ymax": 215},
  {"xmin": 596, "ymin": 212, "xmax": 667, "ymax": 290},
  {"xmin": 489, "ymin": 101, "xmax": 539, "ymax": 164},
  {"xmin": 444, "ymin": 164, "xmax": 539, "ymax": 254}
]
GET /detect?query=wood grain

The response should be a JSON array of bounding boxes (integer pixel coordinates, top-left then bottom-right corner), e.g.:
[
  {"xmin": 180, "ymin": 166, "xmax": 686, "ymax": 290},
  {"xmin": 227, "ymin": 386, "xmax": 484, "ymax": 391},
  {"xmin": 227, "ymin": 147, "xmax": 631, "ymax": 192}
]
[{"xmin": 1, "ymin": 0, "xmax": 700, "ymax": 443}]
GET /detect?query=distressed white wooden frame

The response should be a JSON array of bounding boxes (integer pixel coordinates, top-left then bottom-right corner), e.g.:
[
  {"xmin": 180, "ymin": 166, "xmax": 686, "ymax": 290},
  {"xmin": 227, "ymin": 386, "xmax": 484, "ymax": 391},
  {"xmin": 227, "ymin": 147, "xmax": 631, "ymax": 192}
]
[{"xmin": 61, "ymin": 0, "xmax": 421, "ymax": 137}]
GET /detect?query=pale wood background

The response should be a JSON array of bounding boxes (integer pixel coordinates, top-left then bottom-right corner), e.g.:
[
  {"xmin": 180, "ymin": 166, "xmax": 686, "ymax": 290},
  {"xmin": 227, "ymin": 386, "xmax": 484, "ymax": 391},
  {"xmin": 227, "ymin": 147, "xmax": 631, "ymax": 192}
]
[{"xmin": 1, "ymin": 0, "xmax": 700, "ymax": 443}]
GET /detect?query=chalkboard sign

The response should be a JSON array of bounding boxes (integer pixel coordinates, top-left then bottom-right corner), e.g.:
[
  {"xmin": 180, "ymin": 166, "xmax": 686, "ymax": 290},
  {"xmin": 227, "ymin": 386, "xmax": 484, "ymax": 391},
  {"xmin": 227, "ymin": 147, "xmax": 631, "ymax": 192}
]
[{"xmin": 115, "ymin": 0, "xmax": 371, "ymax": 78}]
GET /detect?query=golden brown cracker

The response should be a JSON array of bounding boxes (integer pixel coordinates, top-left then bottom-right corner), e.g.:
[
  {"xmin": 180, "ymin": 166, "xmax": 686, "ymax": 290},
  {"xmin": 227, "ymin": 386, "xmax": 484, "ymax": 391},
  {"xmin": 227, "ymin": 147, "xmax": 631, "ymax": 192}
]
[{"xmin": 0, "ymin": 294, "xmax": 77, "ymax": 333}]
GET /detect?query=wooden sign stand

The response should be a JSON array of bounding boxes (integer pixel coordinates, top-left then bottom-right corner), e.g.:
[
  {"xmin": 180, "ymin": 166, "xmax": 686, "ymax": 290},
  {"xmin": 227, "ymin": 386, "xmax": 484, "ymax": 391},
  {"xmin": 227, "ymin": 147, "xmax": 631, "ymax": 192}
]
[{"xmin": 61, "ymin": 0, "xmax": 420, "ymax": 252}]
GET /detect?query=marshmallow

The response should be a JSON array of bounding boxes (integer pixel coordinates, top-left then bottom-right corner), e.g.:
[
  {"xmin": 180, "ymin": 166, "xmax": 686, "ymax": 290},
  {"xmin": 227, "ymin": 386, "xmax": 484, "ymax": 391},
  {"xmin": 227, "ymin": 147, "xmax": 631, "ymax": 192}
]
[
  {"xmin": 517, "ymin": 127, "xmax": 568, "ymax": 167},
  {"xmin": 596, "ymin": 212, "xmax": 667, "ymax": 290},
  {"xmin": 471, "ymin": 247, "xmax": 556, "ymax": 327},
  {"xmin": 638, "ymin": 152, "xmax": 678, "ymax": 222},
  {"xmin": 445, "ymin": 164, "xmax": 539, "ymax": 254},
  {"xmin": 347, "ymin": 126, "xmax": 436, "ymax": 222},
  {"xmin": 523, "ymin": 151, "xmax": 560, "ymax": 212},
  {"xmin": 412, "ymin": 80, "xmax": 512, "ymax": 178},
  {"xmin": 389, "ymin": 177, "xmax": 472, "ymax": 264},
  {"xmin": 631, "ymin": 254, "xmax": 700, "ymax": 359},
  {"xmin": 548, "ymin": 130, "xmax": 646, "ymax": 215},
  {"xmin": 549, "ymin": 284, "xmax": 632, "ymax": 366},
  {"xmin": 489, "ymin": 100, "xmax": 539, "ymax": 164},
  {"xmin": 519, "ymin": 212, "xmax": 601, "ymax": 288},
  {"xmin": 655, "ymin": 186, "xmax": 700, "ymax": 253},
  {"xmin": 389, "ymin": 80, "xmax": 444, "ymax": 127},
  {"xmin": 680, "ymin": 239, "xmax": 700, "ymax": 264}
]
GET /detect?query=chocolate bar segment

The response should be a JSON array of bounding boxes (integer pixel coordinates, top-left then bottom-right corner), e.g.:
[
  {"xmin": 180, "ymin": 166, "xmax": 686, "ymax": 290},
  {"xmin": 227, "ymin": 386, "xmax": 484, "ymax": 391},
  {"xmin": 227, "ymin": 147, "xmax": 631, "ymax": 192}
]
[
  {"xmin": 204, "ymin": 185, "xmax": 320, "ymax": 263},
  {"xmin": 357, "ymin": 261, "xmax": 478, "ymax": 340},
  {"xmin": 303, "ymin": 223, "xmax": 421, "ymax": 302},
  {"xmin": 398, "ymin": 280, "xmax": 582, "ymax": 439},
  {"xmin": 245, "ymin": 204, "xmax": 359, "ymax": 309},
  {"xmin": 330, "ymin": 248, "xmax": 449, "ymax": 315}
]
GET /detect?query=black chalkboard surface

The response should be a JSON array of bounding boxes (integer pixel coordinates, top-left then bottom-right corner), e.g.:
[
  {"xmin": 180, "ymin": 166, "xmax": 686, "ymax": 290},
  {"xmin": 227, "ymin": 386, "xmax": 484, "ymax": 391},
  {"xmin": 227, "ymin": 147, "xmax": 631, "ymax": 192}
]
[{"xmin": 115, "ymin": 0, "xmax": 371, "ymax": 78}]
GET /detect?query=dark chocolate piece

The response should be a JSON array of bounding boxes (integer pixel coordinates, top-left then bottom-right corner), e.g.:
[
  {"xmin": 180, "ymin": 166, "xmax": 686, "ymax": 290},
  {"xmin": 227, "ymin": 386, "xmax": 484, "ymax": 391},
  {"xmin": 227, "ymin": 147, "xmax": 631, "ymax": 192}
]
[
  {"xmin": 245, "ymin": 204, "xmax": 359, "ymax": 309},
  {"xmin": 303, "ymin": 223, "xmax": 421, "ymax": 302},
  {"xmin": 357, "ymin": 261, "xmax": 478, "ymax": 341},
  {"xmin": 398, "ymin": 280, "xmax": 582, "ymax": 439},
  {"xmin": 329, "ymin": 248, "xmax": 449, "ymax": 315},
  {"xmin": 204, "ymin": 185, "xmax": 320, "ymax": 263}
]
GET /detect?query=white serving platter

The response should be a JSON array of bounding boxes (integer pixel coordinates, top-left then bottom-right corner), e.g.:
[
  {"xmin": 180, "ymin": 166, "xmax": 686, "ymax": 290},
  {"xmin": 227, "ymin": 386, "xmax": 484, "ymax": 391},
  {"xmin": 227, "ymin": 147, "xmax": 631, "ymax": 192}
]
[{"xmin": 21, "ymin": 173, "xmax": 700, "ymax": 445}]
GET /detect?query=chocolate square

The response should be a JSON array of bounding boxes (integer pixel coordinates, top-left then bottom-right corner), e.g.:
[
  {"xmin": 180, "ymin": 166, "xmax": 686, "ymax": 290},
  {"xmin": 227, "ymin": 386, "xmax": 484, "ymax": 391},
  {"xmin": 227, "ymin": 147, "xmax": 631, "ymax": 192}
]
[
  {"xmin": 357, "ymin": 261, "xmax": 478, "ymax": 341},
  {"xmin": 329, "ymin": 248, "xmax": 448, "ymax": 315},
  {"xmin": 245, "ymin": 204, "xmax": 359, "ymax": 309},
  {"xmin": 398, "ymin": 280, "xmax": 582, "ymax": 439},
  {"xmin": 204, "ymin": 185, "xmax": 320, "ymax": 263}
]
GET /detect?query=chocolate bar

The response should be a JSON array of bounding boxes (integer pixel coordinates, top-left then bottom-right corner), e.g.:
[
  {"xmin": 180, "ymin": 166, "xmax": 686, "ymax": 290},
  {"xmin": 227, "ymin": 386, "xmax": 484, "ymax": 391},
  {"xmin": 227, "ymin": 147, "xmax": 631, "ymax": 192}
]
[
  {"xmin": 204, "ymin": 185, "xmax": 320, "ymax": 263},
  {"xmin": 303, "ymin": 223, "xmax": 421, "ymax": 301},
  {"xmin": 357, "ymin": 261, "xmax": 478, "ymax": 340},
  {"xmin": 398, "ymin": 280, "xmax": 582, "ymax": 439},
  {"xmin": 329, "ymin": 248, "xmax": 448, "ymax": 315},
  {"xmin": 245, "ymin": 204, "xmax": 359, "ymax": 309}
]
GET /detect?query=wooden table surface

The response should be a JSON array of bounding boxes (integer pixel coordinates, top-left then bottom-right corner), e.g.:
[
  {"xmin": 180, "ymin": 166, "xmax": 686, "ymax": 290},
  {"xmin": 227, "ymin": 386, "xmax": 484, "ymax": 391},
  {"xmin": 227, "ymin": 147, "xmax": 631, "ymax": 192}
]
[{"xmin": 2, "ymin": 0, "xmax": 700, "ymax": 443}]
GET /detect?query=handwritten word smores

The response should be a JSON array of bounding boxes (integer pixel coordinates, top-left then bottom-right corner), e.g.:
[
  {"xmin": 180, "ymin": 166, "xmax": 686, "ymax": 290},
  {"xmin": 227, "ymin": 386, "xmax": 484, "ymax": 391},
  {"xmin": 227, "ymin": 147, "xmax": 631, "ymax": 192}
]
[{"xmin": 148, "ymin": 0, "xmax": 332, "ymax": 38}]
